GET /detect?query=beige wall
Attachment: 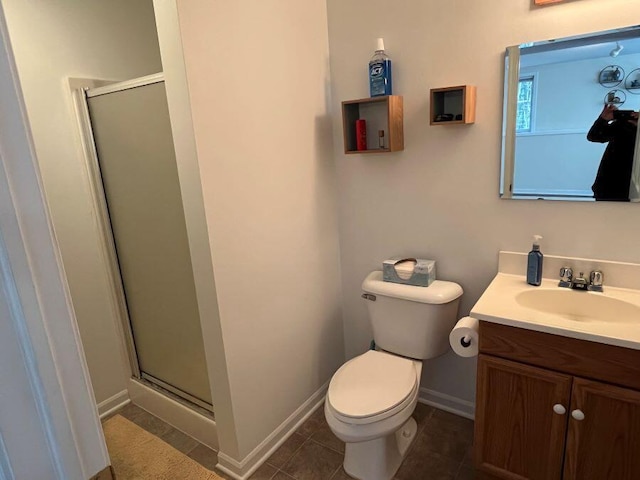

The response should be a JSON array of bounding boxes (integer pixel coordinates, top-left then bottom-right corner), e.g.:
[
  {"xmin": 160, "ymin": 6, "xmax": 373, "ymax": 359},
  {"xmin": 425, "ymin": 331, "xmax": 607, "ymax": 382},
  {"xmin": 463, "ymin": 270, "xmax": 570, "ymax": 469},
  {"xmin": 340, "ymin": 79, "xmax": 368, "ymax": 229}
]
[
  {"xmin": 3, "ymin": 0, "xmax": 162, "ymax": 406},
  {"xmin": 176, "ymin": 0, "xmax": 344, "ymax": 459},
  {"xmin": 327, "ymin": 0, "xmax": 640, "ymax": 405}
]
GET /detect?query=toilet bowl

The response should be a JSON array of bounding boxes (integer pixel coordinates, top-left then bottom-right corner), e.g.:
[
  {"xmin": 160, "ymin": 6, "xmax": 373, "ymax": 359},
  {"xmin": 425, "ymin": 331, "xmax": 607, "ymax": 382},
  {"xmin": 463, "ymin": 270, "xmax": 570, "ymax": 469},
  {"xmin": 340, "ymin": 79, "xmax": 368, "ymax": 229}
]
[
  {"xmin": 325, "ymin": 350, "xmax": 422, "ymax": 480},
  {"xmin": 325, "ymin": 271, "xmax": 463, "ymax": 480}
]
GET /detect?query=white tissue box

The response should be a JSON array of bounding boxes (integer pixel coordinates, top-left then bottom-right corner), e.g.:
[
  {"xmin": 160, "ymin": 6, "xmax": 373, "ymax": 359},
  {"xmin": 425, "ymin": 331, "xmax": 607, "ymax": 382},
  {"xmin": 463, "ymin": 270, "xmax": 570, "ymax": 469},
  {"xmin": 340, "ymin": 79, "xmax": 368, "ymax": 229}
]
[{"xmin": 382, "ymin": 257, "xmax": 436, "ymax": 287}]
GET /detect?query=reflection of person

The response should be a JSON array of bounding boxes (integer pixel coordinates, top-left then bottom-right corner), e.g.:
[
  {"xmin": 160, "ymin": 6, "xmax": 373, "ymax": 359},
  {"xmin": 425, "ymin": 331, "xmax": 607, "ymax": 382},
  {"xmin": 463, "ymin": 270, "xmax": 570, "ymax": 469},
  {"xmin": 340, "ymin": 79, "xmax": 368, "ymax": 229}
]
[{"xmin": 587, "ymin": 104, "xmax": 639, "ymax": 201}]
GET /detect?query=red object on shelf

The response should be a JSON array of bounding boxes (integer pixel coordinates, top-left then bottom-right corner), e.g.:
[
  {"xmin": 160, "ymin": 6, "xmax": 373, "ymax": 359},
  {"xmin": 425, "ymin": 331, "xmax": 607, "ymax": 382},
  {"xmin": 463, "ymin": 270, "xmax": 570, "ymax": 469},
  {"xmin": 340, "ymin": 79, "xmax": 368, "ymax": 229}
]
[{"xmin": 356, "ymin": 119, "xmax": 367, "ymax": 150}]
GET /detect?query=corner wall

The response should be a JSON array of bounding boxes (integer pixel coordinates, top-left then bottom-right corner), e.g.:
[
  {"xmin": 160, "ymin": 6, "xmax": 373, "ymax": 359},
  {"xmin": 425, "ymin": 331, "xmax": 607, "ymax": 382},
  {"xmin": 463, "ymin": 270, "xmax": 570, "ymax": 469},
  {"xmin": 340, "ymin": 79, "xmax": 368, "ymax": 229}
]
[
  {"xmin": 327, "ymin": 0, "xmax": 640, "ymax": 410},
  {"xmin": 176, "ymin": 0, "xmax": 344, "ymax": 464},
  {"xmin": 3, "ymin": 0, "xmax": 162, "ymax": 406}
]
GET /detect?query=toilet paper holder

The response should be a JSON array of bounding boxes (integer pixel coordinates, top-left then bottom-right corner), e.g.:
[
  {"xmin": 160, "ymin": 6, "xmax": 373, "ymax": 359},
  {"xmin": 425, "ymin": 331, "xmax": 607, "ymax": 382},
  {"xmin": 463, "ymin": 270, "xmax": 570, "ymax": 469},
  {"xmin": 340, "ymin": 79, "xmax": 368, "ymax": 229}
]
[{"xmin": 450, "ymin": 316, "xmax": 479, "ymax": 358}]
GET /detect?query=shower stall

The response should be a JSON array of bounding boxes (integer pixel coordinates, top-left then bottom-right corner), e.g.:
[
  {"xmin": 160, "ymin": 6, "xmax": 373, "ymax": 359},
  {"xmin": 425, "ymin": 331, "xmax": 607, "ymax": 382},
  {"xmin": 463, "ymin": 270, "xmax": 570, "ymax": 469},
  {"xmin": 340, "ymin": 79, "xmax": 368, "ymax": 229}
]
[{"xmin": 76, "ymin": 74, "xmax": 213, "ymax": 414}]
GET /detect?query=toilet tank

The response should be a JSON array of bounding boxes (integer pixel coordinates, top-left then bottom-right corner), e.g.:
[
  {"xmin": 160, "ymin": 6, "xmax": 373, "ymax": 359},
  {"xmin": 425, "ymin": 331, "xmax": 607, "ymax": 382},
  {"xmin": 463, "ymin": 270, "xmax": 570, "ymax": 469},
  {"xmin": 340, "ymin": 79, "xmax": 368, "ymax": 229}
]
[{"xmin": 362, "ymin": 271, "xmax": 463, "ymax": 360}]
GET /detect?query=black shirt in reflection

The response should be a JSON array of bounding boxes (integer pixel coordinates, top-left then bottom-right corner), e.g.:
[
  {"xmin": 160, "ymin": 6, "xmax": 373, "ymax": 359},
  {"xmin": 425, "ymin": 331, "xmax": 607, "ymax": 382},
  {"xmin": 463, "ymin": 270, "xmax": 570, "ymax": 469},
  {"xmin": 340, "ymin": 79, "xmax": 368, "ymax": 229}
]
[{"xmin": 587, "ymin": 116, "xmax": 637, "ymax": 201}]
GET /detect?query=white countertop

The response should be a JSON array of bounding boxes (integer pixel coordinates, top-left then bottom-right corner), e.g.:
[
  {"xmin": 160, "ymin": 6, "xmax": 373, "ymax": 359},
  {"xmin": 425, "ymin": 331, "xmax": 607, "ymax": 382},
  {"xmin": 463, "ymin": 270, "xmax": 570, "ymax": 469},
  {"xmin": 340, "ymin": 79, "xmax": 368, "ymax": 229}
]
[{"xmin": 471, "ymin": 272, "xmax": 640, "ymax": 351}]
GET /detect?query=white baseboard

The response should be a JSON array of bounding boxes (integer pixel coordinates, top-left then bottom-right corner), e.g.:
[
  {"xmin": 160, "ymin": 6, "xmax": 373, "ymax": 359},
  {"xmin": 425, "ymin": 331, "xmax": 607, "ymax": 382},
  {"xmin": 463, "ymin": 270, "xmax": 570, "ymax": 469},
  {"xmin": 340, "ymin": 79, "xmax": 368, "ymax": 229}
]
[
  {"xmin": 98, "ymin": 390, "xmax": 130, "ymax": 419},
  {"xmin": 419, "ymin": 387, "xmax": 475, "ymax": 420},
  {"xmin": 216, "ymin": 381, "xmax": 329, "ymax": 480},
  {"xmin": 127, "ymin": 378, "xmax": 218, "ymax": 450}
]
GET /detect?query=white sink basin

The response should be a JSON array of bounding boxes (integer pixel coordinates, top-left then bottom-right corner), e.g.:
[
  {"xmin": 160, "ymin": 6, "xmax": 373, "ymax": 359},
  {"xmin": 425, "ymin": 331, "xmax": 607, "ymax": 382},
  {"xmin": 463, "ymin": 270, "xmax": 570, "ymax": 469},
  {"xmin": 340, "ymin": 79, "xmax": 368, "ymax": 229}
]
[
  {"xmin": 471, "ymin": 266, "xmax": 640, "ymax": 350},
  {"xmin": 515, "ymin": 289, "xmax": 640, "ymax": 324}
]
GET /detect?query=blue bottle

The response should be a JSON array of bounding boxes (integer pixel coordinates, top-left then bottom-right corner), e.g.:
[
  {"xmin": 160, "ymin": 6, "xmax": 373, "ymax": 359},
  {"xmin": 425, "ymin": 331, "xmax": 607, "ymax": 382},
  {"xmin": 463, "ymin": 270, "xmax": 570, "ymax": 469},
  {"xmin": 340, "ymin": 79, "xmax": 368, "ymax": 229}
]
[
  {"xmin": 369, "ymin": 38, "xmax": 392, "ymax": 97},
  {"xmin": 526, "ymin": 235, "xmax": 543, "ymax": 286}
]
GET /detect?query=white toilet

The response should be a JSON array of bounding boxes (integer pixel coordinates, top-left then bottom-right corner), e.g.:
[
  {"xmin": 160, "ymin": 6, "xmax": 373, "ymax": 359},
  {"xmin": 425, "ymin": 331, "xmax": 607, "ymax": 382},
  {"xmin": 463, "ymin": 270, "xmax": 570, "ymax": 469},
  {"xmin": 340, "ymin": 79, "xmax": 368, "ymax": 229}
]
[{"xmin": 325, "ymin": 271, "xmax": 463, "ymax": 480}]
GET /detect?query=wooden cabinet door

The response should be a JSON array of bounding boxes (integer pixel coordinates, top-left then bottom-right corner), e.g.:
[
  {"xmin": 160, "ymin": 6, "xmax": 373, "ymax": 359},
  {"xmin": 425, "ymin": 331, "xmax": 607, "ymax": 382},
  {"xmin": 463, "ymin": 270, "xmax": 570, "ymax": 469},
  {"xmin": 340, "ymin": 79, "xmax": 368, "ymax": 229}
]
[
  {"xmin": 564, "ymin": 378, "xmax": 640, "ymax": 480},
  {"xmin": 474, "ymin": 355, "xmax": 572, "ymax": 480}
]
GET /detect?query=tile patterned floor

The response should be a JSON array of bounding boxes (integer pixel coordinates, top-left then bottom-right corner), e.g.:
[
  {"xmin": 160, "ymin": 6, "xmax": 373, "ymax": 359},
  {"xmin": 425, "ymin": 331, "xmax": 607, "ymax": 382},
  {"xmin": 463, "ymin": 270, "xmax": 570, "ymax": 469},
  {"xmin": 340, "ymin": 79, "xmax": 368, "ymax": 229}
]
[{"xmin": 104, "ymin": 402, "xmax": 485, "ymax": 480}]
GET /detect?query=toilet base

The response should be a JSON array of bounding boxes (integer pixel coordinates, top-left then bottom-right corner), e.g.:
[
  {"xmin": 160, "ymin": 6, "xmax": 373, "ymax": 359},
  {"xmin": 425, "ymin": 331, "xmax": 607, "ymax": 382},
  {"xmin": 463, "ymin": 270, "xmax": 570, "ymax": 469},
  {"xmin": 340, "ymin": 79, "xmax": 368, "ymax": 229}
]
[{"xmin": 343, "ymin": 417, "xmax": 417, "ymax": 480}]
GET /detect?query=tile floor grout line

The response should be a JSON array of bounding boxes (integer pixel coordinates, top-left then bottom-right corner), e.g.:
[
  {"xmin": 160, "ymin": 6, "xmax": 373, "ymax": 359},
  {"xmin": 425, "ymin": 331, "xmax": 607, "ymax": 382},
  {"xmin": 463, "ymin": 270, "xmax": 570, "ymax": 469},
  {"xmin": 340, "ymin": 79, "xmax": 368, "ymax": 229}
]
[
  {"xmin": 267, "ymin": 467, "xmax": 281, "ymax": 480},
  {"xmin": 453, "ymin": 455, "xmax": 468, "ymax": 480},
  {"xmin": 327, "ymin": 463, "xmax": 342, "ymax": 480},
  {"xmin": 272, "ymin": 435, "xmax": 343, "ymax": 480},
  {"xmin": 307, "ymin": 436, "xmax": 344, "ymax": 455},
  {"xmin": 454, "ymin": 461, "xmax": 463, "ymax": 479},
  {"xmin": 270, "ymin": 436, "xmax": 310, "ymax": 476},
  {"xmin": 180, "ymin": 437, "xmax": 201, "ymax": 458}
]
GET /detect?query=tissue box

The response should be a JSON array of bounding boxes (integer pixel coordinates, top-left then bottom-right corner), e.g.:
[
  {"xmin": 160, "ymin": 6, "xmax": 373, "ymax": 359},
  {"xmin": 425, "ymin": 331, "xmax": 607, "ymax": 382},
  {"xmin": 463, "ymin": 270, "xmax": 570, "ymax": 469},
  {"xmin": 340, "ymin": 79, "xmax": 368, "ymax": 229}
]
[{"xmin": 383, "ymin": 257, "xmax": 436, "ymax": 287}]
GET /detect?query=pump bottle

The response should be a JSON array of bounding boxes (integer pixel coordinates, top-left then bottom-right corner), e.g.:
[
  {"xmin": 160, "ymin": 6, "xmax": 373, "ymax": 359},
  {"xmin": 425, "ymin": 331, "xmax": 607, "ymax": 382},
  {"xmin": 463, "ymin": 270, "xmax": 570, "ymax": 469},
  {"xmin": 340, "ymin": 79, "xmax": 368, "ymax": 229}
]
[{"xmin": 526, "ymin": 235, "xmax": 543, "ymax": 286}]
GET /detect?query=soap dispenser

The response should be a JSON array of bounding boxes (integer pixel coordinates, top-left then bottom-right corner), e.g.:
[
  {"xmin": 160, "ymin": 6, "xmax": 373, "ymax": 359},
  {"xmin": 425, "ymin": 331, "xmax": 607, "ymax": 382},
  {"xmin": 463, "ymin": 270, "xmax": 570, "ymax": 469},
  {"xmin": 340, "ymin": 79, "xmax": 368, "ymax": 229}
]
[{"xmin": 526, "ymin": 235, "xmax": 543, "ymax": 286}]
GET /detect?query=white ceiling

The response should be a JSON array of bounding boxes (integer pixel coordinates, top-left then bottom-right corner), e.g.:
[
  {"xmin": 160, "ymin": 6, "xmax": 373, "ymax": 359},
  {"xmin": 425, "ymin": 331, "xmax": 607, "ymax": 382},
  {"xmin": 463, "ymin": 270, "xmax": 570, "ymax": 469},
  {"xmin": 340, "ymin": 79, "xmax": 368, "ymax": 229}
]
[{"xmin": 519, "ymin": 27, "xmax": 640, "ymax": 68}]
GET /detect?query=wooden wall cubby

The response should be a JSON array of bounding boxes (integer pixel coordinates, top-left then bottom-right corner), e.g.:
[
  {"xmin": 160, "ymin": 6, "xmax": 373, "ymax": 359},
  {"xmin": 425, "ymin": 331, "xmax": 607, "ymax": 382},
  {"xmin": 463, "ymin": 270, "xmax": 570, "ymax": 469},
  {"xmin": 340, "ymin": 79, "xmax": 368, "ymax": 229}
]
[
  {"xmin": 430, "ymin": 85, "xmax": 476, "ymax": 126},
  {"xmin": 341, "ymin": 95, "xmax": 404, "ymax": 154}
]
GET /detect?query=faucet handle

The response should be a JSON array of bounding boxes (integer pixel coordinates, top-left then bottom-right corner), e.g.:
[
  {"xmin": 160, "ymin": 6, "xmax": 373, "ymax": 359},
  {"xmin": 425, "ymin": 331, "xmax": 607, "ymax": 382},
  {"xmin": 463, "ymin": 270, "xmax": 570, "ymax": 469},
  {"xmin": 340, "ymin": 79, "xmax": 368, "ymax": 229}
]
[
  {"xmin": 589, "ymin": 270, "xmax": 604, "ymax": 292},
  {"xmin": 559, "ymin": 266, "xmax": 573, "ymax": 287},
  {"xmin": 560, "ymin": 266, "xmax": 573, "ymax": 282}
]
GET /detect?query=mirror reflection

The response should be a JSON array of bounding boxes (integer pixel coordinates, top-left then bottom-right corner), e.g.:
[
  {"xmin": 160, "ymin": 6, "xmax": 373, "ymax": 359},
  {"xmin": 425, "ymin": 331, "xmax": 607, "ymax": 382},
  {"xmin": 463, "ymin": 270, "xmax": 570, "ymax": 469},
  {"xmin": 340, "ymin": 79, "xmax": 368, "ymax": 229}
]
[{"xmin": 500, "ymin": 26, "xmax": 640, "ymax": 202}]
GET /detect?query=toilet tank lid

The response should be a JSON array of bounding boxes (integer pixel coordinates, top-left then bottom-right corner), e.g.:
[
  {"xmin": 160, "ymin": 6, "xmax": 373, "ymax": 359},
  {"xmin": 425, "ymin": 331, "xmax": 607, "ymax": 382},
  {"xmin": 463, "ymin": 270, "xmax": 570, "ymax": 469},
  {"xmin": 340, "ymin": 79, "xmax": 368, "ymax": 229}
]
[{"xmin": 362, "ymin": 271, "xmax": 463, "ymax": 304}]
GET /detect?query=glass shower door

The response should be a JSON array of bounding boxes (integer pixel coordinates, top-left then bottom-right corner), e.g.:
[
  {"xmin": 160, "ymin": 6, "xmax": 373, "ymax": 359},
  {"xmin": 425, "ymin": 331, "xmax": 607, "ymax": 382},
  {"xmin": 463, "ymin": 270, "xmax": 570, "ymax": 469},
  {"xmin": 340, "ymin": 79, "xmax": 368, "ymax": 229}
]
[{"xmin": 86, "ymin": 79, "xmax": 212, "ymax": 409}]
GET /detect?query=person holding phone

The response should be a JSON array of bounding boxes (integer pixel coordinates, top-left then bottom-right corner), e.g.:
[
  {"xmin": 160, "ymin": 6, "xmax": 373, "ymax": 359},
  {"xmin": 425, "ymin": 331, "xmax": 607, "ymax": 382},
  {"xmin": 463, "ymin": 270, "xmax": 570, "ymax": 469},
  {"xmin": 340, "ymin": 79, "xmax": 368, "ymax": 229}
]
[{"xmin": 587, "ymin": 104, "xmax": 639, "ymax": 201}]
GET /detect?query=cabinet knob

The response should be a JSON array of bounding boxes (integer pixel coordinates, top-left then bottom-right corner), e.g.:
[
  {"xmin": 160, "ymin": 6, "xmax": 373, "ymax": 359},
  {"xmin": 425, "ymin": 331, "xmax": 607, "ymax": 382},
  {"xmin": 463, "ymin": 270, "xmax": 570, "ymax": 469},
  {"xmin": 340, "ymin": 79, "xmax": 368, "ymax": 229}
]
[
  {"xmin": 571, "ymin": 409, "xmax": 585, "ymax": 421},
  {"xmin": 553, "ymin": 404, "xmax": 566, "ymax": 415}
]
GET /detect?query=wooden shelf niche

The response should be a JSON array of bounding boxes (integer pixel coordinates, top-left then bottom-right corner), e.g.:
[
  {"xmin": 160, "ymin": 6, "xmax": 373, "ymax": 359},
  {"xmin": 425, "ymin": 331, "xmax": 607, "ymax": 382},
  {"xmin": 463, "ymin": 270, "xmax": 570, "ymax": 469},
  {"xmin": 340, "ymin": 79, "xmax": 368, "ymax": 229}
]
[
  {"xmin": 430, "ymin": 85, "xmax": 476, "ymax": 126},
  {"xmin": 341, "ymin": 95, "xmax": 404, "ymax": 154}
]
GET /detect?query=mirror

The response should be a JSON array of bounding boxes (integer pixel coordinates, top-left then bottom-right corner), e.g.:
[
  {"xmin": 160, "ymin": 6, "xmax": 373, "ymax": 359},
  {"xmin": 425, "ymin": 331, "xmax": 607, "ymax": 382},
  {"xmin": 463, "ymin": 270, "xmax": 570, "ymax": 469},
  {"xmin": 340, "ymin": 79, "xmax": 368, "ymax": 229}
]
[{"xmin": 500, "ymin": 26, "xmax": 640, "ymax": 202}]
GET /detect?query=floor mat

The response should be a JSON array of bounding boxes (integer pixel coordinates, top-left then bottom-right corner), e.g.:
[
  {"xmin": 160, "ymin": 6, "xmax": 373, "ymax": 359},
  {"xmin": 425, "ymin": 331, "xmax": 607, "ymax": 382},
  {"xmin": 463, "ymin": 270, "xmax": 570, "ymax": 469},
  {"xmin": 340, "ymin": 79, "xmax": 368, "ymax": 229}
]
[{"xmin": 103, "ymin": 414, "xmax": 223, "ymax": 480}]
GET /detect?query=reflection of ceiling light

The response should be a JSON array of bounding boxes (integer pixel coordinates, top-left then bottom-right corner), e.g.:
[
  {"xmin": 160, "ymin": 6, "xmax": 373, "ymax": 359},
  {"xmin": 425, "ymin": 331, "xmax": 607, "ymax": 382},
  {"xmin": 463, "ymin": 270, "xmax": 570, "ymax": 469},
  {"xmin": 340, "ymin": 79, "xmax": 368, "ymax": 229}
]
[{"xmin": 610, "ymin": 42, "xmax": 624, "ymax": 57}]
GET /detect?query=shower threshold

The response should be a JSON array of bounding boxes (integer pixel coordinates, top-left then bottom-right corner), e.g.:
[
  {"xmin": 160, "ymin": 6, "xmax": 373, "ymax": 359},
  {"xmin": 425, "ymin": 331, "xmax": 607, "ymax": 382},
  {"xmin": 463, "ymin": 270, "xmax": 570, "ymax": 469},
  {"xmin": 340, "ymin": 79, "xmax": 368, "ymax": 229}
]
[
  {"xmin": 127, "ymin": 377, "xmax": 218, "ymax": 450},
  {"xmin": 139, "ymin": 373, "xmax": 214, "ymax": 417}
]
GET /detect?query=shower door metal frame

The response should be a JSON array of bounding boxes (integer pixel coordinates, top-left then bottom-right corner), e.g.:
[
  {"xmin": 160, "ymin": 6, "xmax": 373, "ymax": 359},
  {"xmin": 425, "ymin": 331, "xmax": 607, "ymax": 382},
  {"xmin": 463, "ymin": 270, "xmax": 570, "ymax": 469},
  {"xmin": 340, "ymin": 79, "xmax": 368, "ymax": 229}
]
[{"xmin": 73, "ymin": 73, "xmax": 213, "ymax": 413}]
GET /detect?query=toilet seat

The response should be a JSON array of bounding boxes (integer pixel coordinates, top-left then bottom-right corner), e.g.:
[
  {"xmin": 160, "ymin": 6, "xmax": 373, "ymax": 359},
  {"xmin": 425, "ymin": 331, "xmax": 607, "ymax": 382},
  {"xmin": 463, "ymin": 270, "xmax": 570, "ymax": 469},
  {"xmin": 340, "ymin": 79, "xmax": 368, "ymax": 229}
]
[{"xmin": 327, "ymin": 350, "xmax": 419, "ymax": 425}]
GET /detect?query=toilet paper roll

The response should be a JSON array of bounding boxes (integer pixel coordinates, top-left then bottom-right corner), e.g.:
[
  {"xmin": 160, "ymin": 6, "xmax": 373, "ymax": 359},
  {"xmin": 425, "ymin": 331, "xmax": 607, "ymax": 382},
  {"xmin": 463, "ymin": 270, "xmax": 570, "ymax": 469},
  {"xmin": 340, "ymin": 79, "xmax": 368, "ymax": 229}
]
[{"xmin": 449, "ymin": 316, "xmax": 479, "ymax": 358}]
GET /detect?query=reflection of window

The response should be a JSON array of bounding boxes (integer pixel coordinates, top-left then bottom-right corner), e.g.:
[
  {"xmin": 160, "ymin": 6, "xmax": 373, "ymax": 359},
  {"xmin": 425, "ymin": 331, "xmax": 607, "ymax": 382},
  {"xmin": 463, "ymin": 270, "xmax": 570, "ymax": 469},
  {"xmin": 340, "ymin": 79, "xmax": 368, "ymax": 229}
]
[{"xmin": 517, "ymin": 76, "xmax": 535, "ymax": 133}]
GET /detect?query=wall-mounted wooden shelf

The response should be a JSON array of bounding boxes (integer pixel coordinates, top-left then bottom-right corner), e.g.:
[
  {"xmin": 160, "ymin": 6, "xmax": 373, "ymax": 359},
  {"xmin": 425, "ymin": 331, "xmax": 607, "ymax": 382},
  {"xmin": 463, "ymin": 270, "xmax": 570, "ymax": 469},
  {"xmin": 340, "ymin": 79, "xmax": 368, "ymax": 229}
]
[
  {"xmin": 341, "ymin": 95, "xmax": 403, "ymax": 154},
  {"xmin": 430, "ymin": 85, "xmax": 476, "ymax": 126}
]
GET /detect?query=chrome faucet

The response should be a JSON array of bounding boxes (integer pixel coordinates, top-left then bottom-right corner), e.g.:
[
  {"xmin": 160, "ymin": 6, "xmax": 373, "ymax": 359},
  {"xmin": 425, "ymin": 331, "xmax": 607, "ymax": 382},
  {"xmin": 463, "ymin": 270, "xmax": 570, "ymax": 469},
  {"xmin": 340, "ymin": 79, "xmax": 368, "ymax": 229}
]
[
  {"xmin": 588, "ymin": 270, "xmax": 604, "ymax": 292},
  {"xmin": 572, "ymin": 272, "xmax": 589, "ymax": 290},
  {"xmin": 558, "ymin": 267, "xmax": 603, "ymax": 292},
  {"xmin": 559, "ymin": 266, "xmax": 573, "ymax": 288}
]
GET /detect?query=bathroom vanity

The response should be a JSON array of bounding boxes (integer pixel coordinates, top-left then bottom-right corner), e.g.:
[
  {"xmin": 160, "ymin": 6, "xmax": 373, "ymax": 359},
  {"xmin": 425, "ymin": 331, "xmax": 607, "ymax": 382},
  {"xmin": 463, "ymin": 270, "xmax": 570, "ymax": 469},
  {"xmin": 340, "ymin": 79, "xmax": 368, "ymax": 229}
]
[{"xmin": 471, "ymin": 253, "xmax": 640, "ymax": 480}]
